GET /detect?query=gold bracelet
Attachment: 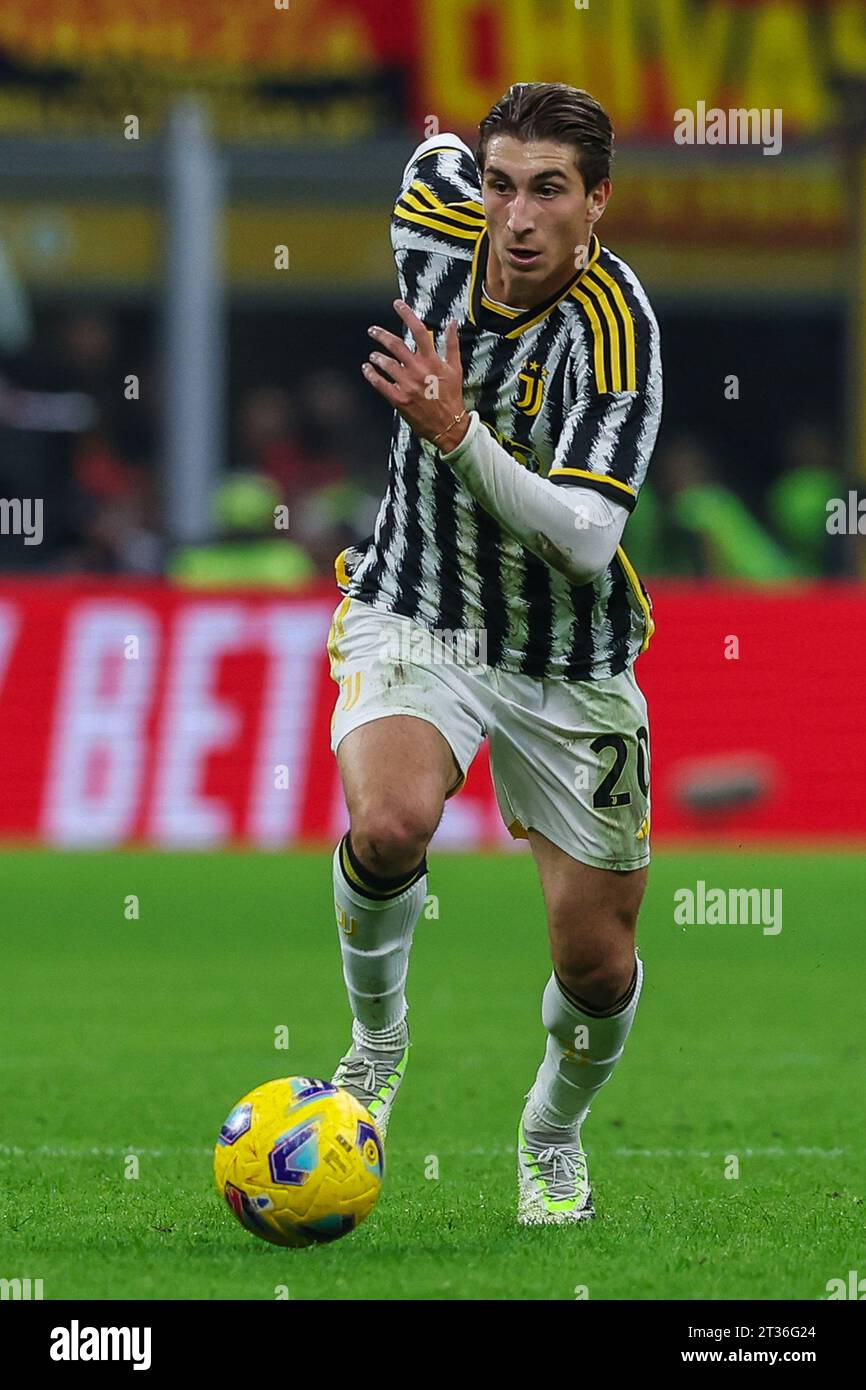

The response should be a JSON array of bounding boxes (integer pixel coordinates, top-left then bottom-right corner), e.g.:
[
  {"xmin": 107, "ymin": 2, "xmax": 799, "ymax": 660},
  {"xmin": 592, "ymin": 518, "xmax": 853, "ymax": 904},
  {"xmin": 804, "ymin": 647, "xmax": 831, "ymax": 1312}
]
[{"xmin": 432, "ymin": 409, "xmax": 468, "ymax": 448}]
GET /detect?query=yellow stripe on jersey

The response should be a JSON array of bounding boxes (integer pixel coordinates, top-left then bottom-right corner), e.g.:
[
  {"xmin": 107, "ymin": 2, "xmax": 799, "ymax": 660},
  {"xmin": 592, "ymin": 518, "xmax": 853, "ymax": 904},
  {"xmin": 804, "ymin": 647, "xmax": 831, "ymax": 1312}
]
[
  {"xmin": 505, "ymin": 279, "xmax": 580, "ymax": 338},
  {"xmin": 583, "ymin": 275, "xmax": 623, "ymax": 392},
  {"xmin": 481, "ymin": 295, "xmax": 520, "ymax": 319},
  {"xmin": 393, "ymin": 201, "xmax": 485, "ymax": 242},
  {"xmin": 401, "ymin": 187, "xmax": 481, "ymax": 228},
  {"xmin": 406, "ymin": 180, "xmax": 485, "ymax": 226},
  {"xmin": 569, "ymin": 287, "xmax": 608, "ymax": 392},
  {"xmin": 449, "ymin": 197, "xmax": 486, "ymax": 217},
  {"xmin": 567, "ymin": 240, "xmax": 639, "ymax": 392},
  {"xmin": 547, "ymin": 468, "xmax": 636, "ymax": 498},
  {"xmin": 616, "ymin": 547, "xmax": 655, "ymax": 651},
  {"xmin": 408, "ymin": 146, "xmax": 486, "ymax": 221},
  {"xmin": 588, "ymin": 264, "xmax": 637, "ymax": 392},
  {"xmin": 468, "ymin": 231, "xmax": 486, "ymax": 326}
]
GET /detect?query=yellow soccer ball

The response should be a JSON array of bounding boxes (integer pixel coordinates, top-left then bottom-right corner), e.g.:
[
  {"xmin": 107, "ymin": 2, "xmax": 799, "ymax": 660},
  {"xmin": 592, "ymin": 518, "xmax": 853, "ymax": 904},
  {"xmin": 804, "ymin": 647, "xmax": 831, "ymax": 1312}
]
[{"xmin": 214, "ymin": 1077, "xmax": 384, "ymax": 1247}]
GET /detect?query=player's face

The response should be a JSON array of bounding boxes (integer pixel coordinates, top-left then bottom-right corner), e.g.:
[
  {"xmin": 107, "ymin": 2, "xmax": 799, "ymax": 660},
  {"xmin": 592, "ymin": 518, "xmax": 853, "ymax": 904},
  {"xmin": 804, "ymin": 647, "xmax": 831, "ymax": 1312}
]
[{"xmin": 481, "ymin": 135, "xmax": 610, "ymax": 306}]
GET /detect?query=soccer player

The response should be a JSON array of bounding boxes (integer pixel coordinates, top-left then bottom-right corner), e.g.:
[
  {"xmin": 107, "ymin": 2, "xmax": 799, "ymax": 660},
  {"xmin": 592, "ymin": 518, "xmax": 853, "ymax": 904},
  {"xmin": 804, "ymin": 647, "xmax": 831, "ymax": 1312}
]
[{"xmin": 327, "ymin": 82, "xmax": 662, "ymax": 1223}]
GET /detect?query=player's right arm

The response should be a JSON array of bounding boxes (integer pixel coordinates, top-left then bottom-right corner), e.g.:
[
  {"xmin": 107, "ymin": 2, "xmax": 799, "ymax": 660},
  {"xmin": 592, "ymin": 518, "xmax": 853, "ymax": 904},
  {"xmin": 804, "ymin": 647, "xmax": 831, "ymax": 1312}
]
[
  {"xmin": 390, "ymin": 135, "xmax": 487, "ymax": 332},
  {"xmin": 391, "ymin": 133, "xmax": 485, "ymax": 266}
]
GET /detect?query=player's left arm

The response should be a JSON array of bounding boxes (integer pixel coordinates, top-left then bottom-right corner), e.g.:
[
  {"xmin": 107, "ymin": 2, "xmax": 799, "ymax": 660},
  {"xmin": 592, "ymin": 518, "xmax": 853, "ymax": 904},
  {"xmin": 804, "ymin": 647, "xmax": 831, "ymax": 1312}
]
[{"xmin": 362, "ymin": 301, "xmax": 655, "ymax": 586}]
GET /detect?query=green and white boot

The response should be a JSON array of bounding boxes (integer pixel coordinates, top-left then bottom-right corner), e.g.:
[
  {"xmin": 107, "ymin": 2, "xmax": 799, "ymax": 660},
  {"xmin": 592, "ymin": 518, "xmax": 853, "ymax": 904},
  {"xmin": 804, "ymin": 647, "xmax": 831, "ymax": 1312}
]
[
  {"xmin": 331, "ymin": 1023, "xmax": 409, "ymax": 1140},
  {"xmin": 517, "ymin": 1104, "xmax": 594, "ymax": 1225}
]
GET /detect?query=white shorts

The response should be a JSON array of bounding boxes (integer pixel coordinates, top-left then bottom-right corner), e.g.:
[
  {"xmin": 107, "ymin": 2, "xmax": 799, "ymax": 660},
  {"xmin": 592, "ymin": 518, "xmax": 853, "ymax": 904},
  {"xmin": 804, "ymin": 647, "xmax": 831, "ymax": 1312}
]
[{"xmin": 328, "ymin": 596, "xmax": 651, "ymax": 872}]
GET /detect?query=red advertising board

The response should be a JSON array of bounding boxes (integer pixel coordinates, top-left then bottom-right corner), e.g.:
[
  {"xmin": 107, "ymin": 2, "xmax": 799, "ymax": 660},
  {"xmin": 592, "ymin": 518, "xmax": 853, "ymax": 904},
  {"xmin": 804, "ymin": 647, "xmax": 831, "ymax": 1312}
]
[{"xmin": 0, "ymin": 579, "xmax": 863, "ymax": 849}]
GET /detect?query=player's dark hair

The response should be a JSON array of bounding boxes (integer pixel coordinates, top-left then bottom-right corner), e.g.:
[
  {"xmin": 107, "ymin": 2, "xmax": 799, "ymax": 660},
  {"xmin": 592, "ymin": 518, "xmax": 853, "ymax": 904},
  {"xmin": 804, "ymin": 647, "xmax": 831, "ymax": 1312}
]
[{"xmin": 476, "ymin": 82, "xmax": 614, "ymax": 192}]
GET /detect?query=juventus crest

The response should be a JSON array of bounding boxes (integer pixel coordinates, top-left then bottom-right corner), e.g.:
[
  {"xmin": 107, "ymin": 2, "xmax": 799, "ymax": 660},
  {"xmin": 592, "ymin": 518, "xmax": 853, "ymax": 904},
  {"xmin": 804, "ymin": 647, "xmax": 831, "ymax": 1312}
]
[{"xmin": 515, "ymin": 360, "xmax": 548, "ymax": 417}]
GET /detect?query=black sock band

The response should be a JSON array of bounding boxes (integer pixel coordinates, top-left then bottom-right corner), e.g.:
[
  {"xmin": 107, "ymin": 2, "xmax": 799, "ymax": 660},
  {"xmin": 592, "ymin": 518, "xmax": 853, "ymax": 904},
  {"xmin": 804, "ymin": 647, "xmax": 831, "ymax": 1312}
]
[
  {"xmin": 339, "ymin": 832, "xmax": 428, "ymax": 902},
  {"xmin": 555, "ymin": 961, "xmax": 638, "ymax": 1018}
]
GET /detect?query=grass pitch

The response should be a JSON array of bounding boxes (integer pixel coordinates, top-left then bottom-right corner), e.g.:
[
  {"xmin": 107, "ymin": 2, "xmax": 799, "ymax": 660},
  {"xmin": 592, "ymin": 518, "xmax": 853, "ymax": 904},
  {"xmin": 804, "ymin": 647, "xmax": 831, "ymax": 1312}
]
[{"xmin": 0, "ymin": 848, "xmax": 862, "ymax": 1301}]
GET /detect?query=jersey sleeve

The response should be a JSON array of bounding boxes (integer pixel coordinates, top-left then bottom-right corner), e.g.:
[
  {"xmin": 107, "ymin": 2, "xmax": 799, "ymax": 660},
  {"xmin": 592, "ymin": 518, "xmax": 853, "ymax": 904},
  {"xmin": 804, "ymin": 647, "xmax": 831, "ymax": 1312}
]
[
  {"xmin": 391, "ymin": 133, "xmax": 485, "ymax": 263},
  {"xmin": 547, "ymin": 287, "xmax": 663, "ymax": 513}
]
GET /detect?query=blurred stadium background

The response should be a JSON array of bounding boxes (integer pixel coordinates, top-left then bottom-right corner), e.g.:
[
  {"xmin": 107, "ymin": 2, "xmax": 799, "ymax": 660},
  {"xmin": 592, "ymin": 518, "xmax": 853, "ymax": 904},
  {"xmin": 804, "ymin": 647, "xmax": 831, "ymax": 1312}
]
[{"xmin": 0, "ymin": 0, "xmax": 864, "ymax": 847}]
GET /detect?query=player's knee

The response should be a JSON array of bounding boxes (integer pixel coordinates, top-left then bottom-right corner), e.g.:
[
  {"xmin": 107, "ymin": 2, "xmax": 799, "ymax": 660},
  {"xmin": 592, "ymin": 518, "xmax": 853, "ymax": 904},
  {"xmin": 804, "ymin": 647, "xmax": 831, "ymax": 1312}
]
[
  {"xmin": 550, "ymin": 946, "xmax": 636, "ymax": 1013},
  {"xmin": 350, "ymin": 806, "xmax": 436, "ymax": 878}
]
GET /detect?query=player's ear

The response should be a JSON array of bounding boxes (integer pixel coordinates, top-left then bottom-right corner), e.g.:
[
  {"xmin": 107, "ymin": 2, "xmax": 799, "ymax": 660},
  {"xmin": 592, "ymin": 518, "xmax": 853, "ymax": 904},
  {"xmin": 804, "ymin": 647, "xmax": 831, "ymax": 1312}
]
[{"xmin": 586, "ymin": 177, "xmax": 612, "ymax": 225}]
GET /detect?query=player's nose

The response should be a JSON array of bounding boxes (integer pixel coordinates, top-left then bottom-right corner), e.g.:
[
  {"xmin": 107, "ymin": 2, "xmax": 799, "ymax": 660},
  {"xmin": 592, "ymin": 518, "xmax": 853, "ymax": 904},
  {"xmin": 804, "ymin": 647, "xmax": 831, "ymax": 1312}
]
[{"xmin": 506, "ymin": 194, "xmax": 535, "ymax": 234}]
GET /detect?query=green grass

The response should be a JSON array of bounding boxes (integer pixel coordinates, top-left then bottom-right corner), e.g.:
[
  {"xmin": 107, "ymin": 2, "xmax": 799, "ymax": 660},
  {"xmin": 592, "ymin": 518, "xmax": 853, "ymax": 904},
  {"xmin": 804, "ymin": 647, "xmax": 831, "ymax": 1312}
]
[{"xmin": 0, "ymin": 848, "xmax": 863, "ymax": 1300}]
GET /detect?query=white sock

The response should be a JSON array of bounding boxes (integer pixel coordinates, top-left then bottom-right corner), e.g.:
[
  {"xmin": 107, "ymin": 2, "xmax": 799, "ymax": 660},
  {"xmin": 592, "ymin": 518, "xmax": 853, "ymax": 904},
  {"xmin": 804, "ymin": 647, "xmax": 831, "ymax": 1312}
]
[
  {"xmin": 333, "ymin": 833, "xmax": 427, "ymax": 1047},
  {"xmin": 527, "ymin": 954, "xmax": 644, "ymax": 1137},
  {"xmin": 351, "ymin": 1016, "xmax": 408, "ymax": 1058}
]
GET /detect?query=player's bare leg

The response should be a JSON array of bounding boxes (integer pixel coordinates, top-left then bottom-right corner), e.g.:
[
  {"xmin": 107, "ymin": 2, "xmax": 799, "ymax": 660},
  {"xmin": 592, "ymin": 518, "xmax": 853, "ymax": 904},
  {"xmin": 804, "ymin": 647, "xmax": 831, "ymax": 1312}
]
[
  {"xmin": 338, "ymin": 714, "xmax": 460, "ymax": 876},
  {"xmin": 331, "ymin": 715, "xmax": 461, "ymax": 1137},
  {"xmin": 517, "ymin": 828, "xmax": 647, "ymax": 1223}
]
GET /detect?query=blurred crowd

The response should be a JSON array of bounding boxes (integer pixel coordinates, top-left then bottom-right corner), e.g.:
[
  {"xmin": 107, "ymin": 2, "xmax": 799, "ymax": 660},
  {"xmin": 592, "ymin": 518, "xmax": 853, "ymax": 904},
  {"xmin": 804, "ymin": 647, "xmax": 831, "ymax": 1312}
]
[
  {"xmin": 0, "ymin": 307, "xmax": 388, "ymax": 585},
  {"xmin": 0, "ymin": 305, "xmax": 858, "ymax": 586}
]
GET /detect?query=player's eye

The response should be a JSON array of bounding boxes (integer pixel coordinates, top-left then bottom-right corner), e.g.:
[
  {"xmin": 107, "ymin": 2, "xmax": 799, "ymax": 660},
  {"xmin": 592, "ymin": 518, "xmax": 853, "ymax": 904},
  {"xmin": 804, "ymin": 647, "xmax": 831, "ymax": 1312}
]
[
  {"xmin": 487, "ymin": 179, "xmax": 511, "ymax": 194},
  {"xmin": 538, "ymin": 185, "xmax": 562, "ymax": 198}
]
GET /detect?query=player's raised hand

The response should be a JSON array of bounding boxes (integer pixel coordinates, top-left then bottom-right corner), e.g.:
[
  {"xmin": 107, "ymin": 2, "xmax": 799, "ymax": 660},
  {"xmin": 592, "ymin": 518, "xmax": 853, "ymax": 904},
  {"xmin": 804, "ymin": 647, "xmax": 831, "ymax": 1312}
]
[{"xmin": 362, "ymin": 299, "xmax": 470, "ymax": 453}]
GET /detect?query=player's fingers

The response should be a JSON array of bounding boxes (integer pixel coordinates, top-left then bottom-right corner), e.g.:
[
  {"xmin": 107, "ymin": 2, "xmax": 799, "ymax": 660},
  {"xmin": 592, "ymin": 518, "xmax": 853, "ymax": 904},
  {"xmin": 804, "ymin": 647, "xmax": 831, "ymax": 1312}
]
[
  {"xmin": 367, "ymin": 351, "xmax": 405, "ymax": 385},
  {"xmin": 444, "ymin": 318, "xmax": 462, "ymax": 371},
  {"xmin": 393, "ymin": 299, "xmax": 434, "ymax": 353},
  {"xmin": 360, "ymin": 360, "xmax": 404, "ymax": 405},
  {"xmin": 368, "ymin": 325, "xmax": 413, "ymax": 365}
]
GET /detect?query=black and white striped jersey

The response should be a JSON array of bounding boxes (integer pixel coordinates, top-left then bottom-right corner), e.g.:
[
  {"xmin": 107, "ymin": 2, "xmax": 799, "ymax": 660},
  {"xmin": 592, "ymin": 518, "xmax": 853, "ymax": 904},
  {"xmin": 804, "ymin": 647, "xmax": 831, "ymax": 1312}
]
[{"xmin": 336, "ymin": 133, "xmax": 663, "ymax": 682}]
